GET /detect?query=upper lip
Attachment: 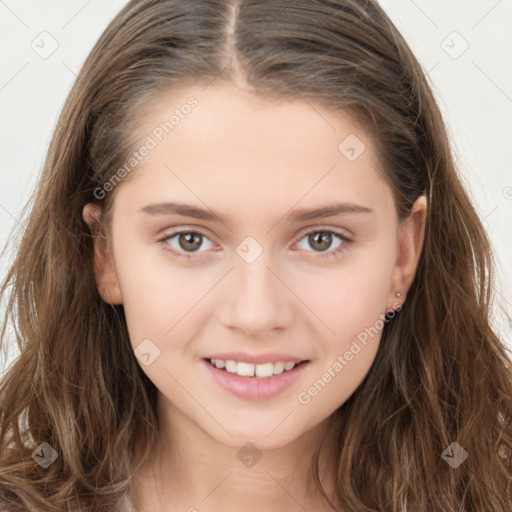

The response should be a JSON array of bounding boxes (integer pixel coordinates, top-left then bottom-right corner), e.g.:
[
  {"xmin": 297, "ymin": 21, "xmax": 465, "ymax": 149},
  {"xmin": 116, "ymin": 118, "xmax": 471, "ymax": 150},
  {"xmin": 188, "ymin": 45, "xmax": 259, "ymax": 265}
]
[{"xmin": 204, "ymin": 352, "xmax": 308, "ymax": 365}]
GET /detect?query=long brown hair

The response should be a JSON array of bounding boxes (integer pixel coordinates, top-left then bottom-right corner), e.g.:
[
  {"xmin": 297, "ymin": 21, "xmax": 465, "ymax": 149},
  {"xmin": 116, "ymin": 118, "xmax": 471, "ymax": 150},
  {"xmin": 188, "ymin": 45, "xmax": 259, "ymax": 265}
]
[{"xmin": 1, "ymin": 1, "xmax": 511, "ymax": 510}]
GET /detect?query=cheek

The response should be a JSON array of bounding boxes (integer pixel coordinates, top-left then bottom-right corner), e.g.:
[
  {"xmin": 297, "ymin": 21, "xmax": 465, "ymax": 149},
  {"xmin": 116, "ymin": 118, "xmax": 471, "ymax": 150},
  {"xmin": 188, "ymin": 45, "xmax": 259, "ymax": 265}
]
[
  {"xmin": 296, "ymin": 268, "xmax": 389, "ymax": 414},
  {"xmin": 299, "ymin": 245, "xmax": 395, "ymax": 341},
  {"xmin": 111, "ymin": 233, "xmax": 211, "ymax": 346}
]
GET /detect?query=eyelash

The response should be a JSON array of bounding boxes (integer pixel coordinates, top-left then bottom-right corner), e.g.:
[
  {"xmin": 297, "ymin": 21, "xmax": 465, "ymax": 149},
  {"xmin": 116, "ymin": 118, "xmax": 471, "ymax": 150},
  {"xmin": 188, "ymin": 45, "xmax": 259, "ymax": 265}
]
[{"xmin": 158, "ymin": 227, "xmax": 353, "ymax": 261}]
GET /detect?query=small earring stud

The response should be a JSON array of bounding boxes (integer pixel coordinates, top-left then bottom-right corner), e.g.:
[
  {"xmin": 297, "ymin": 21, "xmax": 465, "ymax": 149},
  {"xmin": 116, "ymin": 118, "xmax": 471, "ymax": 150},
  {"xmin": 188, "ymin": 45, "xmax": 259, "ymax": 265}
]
[{"xmin": 395, "ymin": 292, "xmax": 401, "ymax": 297}]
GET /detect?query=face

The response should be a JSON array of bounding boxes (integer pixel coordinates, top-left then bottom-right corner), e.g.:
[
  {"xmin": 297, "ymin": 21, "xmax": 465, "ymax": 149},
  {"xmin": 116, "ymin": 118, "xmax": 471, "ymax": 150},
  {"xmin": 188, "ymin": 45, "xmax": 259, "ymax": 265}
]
[{"xmin": 84, "ymin": 82, "xmax": 425, "ymax": 451}]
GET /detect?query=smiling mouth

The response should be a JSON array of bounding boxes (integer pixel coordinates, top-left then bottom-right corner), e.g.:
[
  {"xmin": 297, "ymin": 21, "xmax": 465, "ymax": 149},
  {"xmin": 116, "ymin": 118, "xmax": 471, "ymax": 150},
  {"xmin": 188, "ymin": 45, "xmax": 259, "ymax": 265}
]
[{"xmin": 205, "ymin": 358, "xmax": 308, "ymax": 379}]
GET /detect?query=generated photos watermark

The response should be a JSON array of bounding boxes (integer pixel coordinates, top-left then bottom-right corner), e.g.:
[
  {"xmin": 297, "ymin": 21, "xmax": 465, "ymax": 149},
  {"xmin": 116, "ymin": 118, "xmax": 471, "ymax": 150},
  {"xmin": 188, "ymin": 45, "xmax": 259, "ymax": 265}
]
[
  {"xmin": 297, "ymin": 303, "xmax": 401, "ymax": 405},
  {"xmin": 93, "ymin": 96, "xmax": 198, "ymax": 200}
]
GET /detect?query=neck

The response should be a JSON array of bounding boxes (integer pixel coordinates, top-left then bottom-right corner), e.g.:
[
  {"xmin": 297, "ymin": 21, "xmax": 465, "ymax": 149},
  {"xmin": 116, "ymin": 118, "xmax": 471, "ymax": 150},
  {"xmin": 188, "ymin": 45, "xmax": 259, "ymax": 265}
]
[{"xmin": 129, "ymin": 394, "xmax": 338, "ymax": 512}]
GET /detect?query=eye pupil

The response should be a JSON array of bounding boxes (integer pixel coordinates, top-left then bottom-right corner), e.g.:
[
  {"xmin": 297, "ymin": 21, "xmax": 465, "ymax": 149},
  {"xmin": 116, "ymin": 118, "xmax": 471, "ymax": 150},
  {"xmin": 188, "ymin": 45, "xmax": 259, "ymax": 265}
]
[
  {"xmin": 309, "ymin": 231, "xmax": 332, "ymax": 251},
  {"xmin": 179, "ymin": 232, "xmax": 202, "ymax": 251}
]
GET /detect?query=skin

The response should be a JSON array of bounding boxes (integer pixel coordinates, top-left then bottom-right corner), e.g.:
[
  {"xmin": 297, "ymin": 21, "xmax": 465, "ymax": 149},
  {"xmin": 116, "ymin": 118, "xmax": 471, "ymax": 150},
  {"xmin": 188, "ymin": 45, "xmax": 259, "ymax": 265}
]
[{"xmin": 83, "ymin": 81, "xmax": 426, "ymax": 512}]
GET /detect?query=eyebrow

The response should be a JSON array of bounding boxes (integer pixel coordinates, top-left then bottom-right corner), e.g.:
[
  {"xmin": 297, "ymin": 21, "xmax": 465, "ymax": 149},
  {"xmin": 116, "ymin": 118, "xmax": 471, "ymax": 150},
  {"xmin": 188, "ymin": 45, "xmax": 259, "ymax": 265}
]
[{"xmin": 138, "ymin": 201, "xmax": 373, "ymax": 224}]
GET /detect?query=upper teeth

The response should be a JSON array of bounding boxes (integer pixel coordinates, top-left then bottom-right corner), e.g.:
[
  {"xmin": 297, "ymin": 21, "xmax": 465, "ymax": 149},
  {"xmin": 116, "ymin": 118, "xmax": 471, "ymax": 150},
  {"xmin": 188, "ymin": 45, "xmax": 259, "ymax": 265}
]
[{"xmin": 210, "ymin": 359, "xmax": 298, "ymax": 378}]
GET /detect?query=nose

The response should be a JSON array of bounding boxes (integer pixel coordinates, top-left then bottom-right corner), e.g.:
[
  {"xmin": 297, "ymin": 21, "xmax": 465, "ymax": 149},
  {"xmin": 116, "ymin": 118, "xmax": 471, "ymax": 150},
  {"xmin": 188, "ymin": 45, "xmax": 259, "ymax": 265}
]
[{"xmin": 217, "ymin": 252, "xmax": 294, "ymax": 337}]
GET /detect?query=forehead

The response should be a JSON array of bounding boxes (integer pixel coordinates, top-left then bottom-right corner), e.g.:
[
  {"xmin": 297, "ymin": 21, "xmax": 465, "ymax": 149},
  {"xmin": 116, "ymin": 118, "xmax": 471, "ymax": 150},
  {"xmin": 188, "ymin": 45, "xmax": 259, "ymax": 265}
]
[{"xmin": 114, "ymin": 82, "xmax": 394, "ymax": 220}]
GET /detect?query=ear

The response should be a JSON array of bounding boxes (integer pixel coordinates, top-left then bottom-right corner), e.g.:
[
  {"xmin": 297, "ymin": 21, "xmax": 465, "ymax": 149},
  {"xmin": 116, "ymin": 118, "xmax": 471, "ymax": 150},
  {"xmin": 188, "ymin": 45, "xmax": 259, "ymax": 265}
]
[
  {"xmin": 82, "ymin": 203, "xmax": 123, "ymax": 305},
  {"xmin": 387, "ymin": 195, "xmax": 427, "ymax": 311}
]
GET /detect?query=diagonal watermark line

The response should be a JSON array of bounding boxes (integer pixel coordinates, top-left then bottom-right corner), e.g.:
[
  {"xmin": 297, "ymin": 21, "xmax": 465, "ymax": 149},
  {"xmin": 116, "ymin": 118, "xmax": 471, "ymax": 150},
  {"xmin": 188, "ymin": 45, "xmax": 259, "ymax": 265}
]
[
  {"xmin": 61, "ymin": 0, "xmax": 93, "ymax": 29},
  {"xmin": 266, "ymin": 471, "xmax": 311, "ymax": 511},
  {"xmin": 0, "ymin": 204, "xmax": 22, "ymax": 228},
  {"xmin": 163, "ymin": 367, "xmax": 234, "ymax": 437},
  {"xmin": 481, "ymin": 204, "xmax": 499, "ymax": 223},
  {"xmin": 471, "ymin": 0, "xmax": 503, "ymax": 30},
  {"xmin": 407, "ymin": 0, "xmax": 439, "ymax": 29},
  {"xmin": 201, "ymin": 59, "xmax": 232, "ymax": 93},
  {"xmin": 62, "ymin": 61, "xmax": 88, "ymax": 88},
  {"xmin": 265, "ymin": 409, "xmax": 294, "ymax": 438},
  {"xmin": 164, "ymin": 267, "xmax": 234, "ymax": 336},
  {"xmin": 0, "ymin": 0, "xmax": 29, "ymax": 28},
  {"xmin": 297, "ymin": 92, "xmax": 336, "ymax": 131},
  {"xmin": 266, "ymin": 266, "xmax": 337, "ymax": 335},
  {"xmin": 199, "ymin": 53, "xmax": 251, "ymax": 94},
  {"xmin": 427, "ymin": 61, "xmax": 439, "ymax": 76},
  {"xmin": 495, "ymin": 288, "xmax": 512, "ymax": 310},
  {"xmin": 164, "ymin": 163, "xmax": 234, "ymax": 233},
  {"xmin": 0, "ymin": 62, "xmax": 29, "ymax": 92},
  {"xmin": 201, "ymin": 471, "xmax": 234, "ymax": 502},
  {"xmin": 266, "ymin": 164, "xmax": 337, "ymax": 234},
  {"xmin": 61, "ymin": 60, "xmax": 77, "ymax": 77},
  {"xmin": 472, "ymin": 61, "xmax": 512, "ymax": 104}
]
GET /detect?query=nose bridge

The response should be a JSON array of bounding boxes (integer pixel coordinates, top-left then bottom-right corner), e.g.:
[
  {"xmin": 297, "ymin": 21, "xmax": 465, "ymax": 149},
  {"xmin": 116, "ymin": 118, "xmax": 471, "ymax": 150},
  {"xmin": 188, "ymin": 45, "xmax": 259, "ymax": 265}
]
[
  {"xmin": 238, "ymin": 254, "xmax": 275, "ymax": 303},
  {"xmin": 218, "ymin": 243, "xmax": 293, "ymax": 333}
]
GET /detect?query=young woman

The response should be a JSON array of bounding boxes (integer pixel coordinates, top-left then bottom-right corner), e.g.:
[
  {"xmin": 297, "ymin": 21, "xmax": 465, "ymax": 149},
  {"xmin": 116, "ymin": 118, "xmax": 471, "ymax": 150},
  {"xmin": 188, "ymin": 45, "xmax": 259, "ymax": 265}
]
[{"xmin": 1, "ymin": 1, "xmax": 511, "ymax": 511}]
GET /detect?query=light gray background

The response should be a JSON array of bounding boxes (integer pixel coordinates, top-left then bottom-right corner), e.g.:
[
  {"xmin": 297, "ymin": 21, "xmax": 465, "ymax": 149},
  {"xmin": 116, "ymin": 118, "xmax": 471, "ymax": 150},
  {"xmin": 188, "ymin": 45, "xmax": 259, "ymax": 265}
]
[{"xmin": 1, "ymin": 1, "xmax": 511, "ymax": 373}]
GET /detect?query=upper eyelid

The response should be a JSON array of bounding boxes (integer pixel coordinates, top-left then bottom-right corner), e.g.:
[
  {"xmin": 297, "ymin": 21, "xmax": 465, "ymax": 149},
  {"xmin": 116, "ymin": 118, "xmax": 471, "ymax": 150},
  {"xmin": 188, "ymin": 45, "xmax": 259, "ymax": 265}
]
[{"xmin": 295, "ymin": 225, "xmax": 351, "ymax": 240}]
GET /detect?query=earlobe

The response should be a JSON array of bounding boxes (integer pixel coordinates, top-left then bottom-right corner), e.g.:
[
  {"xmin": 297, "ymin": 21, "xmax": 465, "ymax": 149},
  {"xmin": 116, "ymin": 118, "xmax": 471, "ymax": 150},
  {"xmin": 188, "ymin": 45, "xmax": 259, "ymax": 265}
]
[
  {"xmin": 387, "ymin": 195, "xmax": 427, "ymax": 309},
  {"xmin": 82, "ymin": 204, "xmax": 123, "ymax": 305}
]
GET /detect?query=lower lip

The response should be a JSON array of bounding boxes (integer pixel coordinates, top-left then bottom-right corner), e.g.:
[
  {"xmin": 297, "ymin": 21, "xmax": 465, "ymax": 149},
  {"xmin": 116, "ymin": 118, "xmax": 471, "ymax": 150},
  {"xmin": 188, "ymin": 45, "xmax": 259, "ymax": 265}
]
[{"xmin": 202, "ymin": 359, "xmax": 310, "ymax": 400}]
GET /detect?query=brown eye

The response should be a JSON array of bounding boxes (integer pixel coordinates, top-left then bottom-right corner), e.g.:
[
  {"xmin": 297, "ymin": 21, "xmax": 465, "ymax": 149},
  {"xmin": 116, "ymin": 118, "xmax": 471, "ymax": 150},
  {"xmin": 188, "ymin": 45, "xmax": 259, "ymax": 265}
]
[
  {"xmin": 308, "ymin": 231, "xmax": 334, "ymax": 252},
  {"xmin": 295, "ymin": 229, "xmax": 351, "ymax": 259},
  {"xmin": 160, "ymin": 230, "xmax": 215, "ymax": 258},
  {"xmin": 177, "ymin": 232, "xmax": 203, "ymax": 252},
  {"xmin": 297, "ymin": 230, "xmax": 344, "ymax": 253}
]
